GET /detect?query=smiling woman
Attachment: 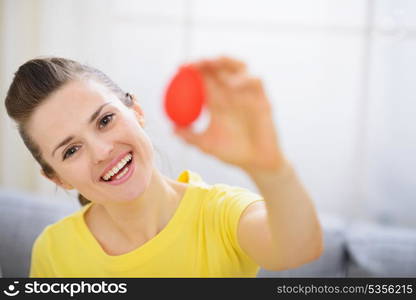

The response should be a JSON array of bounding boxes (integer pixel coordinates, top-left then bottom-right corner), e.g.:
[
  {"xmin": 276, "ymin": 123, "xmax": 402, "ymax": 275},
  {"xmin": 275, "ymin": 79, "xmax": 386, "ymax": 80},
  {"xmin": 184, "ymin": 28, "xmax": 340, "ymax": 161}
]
[
  {"xmin": 4, "ymin": 56, "xmax": 323, "ymax": 277},
  {"xmin": 26, "ymin": 77, "xmax": 158, "ymax": 207},
  {"xmin": 5, "ymin": 58, "xmax": 139, "ymax": 206}
]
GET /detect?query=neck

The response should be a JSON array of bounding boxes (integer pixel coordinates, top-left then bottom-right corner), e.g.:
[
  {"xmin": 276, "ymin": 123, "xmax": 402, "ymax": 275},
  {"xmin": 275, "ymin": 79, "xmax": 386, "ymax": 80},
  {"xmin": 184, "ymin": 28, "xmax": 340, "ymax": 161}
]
[{"xmin": 90, "ymin": 167, "xmax": 188, "ymax": 244}]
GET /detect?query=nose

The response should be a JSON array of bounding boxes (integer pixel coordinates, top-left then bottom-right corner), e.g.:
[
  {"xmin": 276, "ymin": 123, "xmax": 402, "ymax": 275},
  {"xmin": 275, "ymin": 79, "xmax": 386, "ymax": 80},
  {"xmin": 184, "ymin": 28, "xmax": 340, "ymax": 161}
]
[{"xmin": 90, "ymin": 138, "xmax": 114, "ymax": 165}]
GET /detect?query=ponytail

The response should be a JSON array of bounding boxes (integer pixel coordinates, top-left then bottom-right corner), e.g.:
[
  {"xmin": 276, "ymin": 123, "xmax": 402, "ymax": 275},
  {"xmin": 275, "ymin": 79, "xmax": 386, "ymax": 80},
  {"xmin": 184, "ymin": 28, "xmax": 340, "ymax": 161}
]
[{"xmin": 78, "ymin": 193, "xmax": 91, "ymax": 206}]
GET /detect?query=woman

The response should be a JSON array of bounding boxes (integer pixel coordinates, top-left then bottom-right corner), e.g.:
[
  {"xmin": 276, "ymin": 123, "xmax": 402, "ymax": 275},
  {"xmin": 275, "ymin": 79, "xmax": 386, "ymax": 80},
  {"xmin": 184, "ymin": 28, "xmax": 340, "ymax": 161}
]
[{"xmin": 5, "ymin": 56, "xmax": 323, "ymax": 277}]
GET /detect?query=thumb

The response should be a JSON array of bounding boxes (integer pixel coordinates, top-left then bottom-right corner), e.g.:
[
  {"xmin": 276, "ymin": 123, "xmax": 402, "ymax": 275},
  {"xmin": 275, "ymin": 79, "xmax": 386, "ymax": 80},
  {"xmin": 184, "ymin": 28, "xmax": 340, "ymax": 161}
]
[{"xmin": 173, "ymin": 125, "xmax": 202, "ymax": 146}]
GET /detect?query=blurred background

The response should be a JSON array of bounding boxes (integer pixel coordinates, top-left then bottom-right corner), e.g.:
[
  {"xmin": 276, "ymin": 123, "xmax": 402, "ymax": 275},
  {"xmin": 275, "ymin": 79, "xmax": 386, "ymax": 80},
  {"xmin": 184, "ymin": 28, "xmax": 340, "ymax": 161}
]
[{"xmin": 0, "ymin": 0, "xmax": 415, "ymax": 227}]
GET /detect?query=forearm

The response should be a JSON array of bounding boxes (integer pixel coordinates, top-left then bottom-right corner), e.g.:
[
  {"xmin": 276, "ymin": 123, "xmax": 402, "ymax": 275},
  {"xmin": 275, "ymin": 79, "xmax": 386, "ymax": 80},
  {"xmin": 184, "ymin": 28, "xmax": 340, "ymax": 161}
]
[{"xmin": 245, "ymin": 161, "xmax": 323, "ymax": 266}]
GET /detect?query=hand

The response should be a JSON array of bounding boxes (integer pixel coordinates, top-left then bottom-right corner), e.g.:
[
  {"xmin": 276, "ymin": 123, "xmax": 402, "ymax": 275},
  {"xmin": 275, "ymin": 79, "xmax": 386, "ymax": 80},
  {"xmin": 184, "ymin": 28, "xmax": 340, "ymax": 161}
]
[{"xmin": 173, "ymin": 56, "xmax": 287, "ymax": 173}]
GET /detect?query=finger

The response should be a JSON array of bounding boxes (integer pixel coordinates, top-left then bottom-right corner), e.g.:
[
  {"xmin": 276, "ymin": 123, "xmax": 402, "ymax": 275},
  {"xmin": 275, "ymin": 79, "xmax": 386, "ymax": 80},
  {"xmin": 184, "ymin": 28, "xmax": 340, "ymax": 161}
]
[
  {"xmin": 191, "ymin": 58, "xmax": 216, "ymax": 74},
  {"xmin": 173, "ymin": 126, "xmax": 204, "ymax": 147},
  {"xmin": 208, "ymin": 57, "xmax": 249, "ymax": 90},
  {"xmin": 215, "ymin": 56, "xmax": 247, "ymax": 74},
  {"xmin": 192, "ymin": 56, "xmax": 246, "ymax": 74},
  {"xmin": 187, "ymin": 60, "xmax": 226, "ymax": 110},
  {"xmin": 200, "ymin": 59, "xmax": 234, "ymax": 88},
  {"xmin": 243, "ymin": 75, "xmax": 264, "ymax": 90},
  {"xmin": 190, "ymin": 59, "xmax": 211, "ymax": 71}
]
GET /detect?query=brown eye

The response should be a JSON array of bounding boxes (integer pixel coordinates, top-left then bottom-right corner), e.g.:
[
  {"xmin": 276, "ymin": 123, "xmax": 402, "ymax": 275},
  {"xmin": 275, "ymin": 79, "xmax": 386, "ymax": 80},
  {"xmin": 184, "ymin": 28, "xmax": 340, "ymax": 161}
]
[
  {"xmin": 98, "ymin": 113, "xmax": 115, "ymax": 129},
  {"xmin": 63, "ymin": 145, "xmax": 80, "ymax": 160}
]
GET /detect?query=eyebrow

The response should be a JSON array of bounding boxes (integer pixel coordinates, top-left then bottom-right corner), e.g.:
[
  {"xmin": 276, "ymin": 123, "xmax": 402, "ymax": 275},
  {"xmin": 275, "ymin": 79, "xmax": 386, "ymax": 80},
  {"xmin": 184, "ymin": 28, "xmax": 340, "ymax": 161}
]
[{"xmin": 51, "ymin": 102, "xmax": 111, "ymax": 158}]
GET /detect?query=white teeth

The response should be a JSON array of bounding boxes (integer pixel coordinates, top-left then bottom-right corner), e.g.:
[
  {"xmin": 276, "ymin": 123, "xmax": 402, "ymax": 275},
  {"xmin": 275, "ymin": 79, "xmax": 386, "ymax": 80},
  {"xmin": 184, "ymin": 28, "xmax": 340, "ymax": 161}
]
[
  {"xmin": 102, "ymin": 153, "xmax": 132, "ymax": 181},
  {"xmin": 115, "ymin": 166, "xmax": 129, "ymax": 180}
]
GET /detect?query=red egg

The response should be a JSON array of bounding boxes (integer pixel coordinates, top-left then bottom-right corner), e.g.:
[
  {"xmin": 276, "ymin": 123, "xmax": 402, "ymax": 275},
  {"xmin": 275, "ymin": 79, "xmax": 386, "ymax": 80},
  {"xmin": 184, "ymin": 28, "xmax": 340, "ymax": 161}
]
[{"xmin": 164, "ymin": 65, "xmax": 205, "ymax": 127}]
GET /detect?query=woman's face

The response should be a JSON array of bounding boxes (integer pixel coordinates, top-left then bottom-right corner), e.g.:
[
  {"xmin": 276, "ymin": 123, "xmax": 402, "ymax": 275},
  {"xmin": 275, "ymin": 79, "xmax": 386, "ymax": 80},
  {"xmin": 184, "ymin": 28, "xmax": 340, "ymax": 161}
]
[{"xmin": 28, "ymin": 78, "xmax": 154, "ymax": 204}]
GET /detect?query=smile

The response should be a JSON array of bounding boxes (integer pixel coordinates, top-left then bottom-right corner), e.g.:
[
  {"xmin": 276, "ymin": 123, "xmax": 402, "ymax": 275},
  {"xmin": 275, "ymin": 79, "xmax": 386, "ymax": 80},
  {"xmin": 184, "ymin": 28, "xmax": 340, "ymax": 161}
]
[{"xmin": 101, "ymin": 152, "xmax": 133, "ymax": 182}]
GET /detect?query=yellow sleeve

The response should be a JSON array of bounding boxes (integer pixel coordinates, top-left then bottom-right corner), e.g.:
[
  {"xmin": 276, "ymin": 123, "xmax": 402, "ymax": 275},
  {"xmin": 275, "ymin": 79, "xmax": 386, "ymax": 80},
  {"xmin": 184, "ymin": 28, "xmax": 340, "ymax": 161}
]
[
  {"xmin": 29, "ymin": 229, "xmax": 55, "ymax": 278},
  {"xmin": 214, "ymin": 184, "xmax": 264, "ymax": 261}
]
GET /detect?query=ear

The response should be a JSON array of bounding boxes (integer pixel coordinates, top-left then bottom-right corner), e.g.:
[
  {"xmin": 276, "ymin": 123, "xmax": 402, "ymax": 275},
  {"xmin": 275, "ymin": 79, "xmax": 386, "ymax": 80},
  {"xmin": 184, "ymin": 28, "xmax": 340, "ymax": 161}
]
[
  {"xmin": 130, "ymin": 94, "xmax": 145, "ymax": 128},
  {"xmin": 40, "ymin": 169, "xmax": 74, "ymax": 190}
]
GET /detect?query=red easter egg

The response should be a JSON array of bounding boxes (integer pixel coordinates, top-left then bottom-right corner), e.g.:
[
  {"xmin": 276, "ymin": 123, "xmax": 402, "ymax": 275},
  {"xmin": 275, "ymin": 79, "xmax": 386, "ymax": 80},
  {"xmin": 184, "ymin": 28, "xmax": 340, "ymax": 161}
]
[{"xmin": 164, "ymin": 65, "xmax": 205, "ymax": 127}]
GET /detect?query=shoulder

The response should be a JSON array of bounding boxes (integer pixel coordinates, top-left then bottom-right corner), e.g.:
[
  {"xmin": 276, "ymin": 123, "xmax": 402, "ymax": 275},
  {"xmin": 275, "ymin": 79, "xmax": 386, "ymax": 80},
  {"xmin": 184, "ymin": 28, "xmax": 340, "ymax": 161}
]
[
  {"xmin": 195, "ymin": 181, "xmax": 264, "ymax": 226},
  {"xmin": 180, "ymin": 169, "xmax": 263, "ymax": 206},
  {"xmin": 33, "ymin": 207, "xmax": 85, "ymax": 248},
  {"xmin": 208, "ymin": 183, "xmax": 263, "ymax": 207}
]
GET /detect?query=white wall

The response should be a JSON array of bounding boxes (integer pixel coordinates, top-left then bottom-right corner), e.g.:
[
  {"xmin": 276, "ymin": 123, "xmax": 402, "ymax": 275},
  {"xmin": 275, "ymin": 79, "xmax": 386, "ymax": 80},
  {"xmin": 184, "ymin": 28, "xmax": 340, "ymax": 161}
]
[
  {"xmin": 0, "ymin": 0, "xmax": 42, "ymax": 193},
  {"xmin": 1, "ymin": 0, "xmax": 415, "ymax": 226},
  {"xmin": 365, "ymin": 0, "xmax": 416, "ymax": 226},
  {"xmin": 105, "ymin": 0, "xmax": 368, "ymax": 220}
]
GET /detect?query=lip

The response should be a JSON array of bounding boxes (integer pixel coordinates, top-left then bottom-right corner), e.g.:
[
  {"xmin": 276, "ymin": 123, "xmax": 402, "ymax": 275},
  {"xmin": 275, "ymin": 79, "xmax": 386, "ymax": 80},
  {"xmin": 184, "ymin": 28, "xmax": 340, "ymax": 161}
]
[
  {"xmin": 100, "ymin": 151, "xmax": 132, "ymax": 180},
  {"xmin": 103, "ymin": 155, "xmax": 135, "ymax": 186}
]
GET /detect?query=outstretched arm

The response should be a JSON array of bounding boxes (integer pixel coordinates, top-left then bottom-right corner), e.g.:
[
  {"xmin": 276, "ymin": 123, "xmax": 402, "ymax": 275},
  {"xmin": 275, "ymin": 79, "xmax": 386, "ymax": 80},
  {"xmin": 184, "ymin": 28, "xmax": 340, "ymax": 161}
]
[{"xmin": 174, "ymin": 56, "xmax": 323, "ymax": 270}]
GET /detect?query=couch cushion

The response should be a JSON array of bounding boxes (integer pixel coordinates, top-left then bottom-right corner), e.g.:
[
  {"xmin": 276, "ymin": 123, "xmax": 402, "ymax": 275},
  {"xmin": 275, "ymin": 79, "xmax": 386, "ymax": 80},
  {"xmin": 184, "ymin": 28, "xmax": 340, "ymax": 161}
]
[
  {"xmin": 0, "ymin": 189, "xmax": 80, "ymax": 277},
  {"xmin": 346, "ymin": 222, "xmax": 416, "ymax": 277},
  {"xmin": 257, "ymin": 214, "xmax": 347, "ymax": 277}
]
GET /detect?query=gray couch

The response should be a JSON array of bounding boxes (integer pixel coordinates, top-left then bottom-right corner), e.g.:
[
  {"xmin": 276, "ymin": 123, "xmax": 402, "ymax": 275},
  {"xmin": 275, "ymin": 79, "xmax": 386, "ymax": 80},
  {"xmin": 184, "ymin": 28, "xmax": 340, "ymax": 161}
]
[{"xmin": 1, "ymin": 189, "xmax": 416, "ymax": 278}]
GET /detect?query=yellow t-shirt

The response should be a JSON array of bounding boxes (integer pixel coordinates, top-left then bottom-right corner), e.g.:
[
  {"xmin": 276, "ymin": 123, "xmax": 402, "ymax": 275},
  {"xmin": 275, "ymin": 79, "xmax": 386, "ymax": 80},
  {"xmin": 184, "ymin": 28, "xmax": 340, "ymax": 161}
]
[{"xmin": 30, "ymin": 170, "xmax": 264, "ymax": 277}]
